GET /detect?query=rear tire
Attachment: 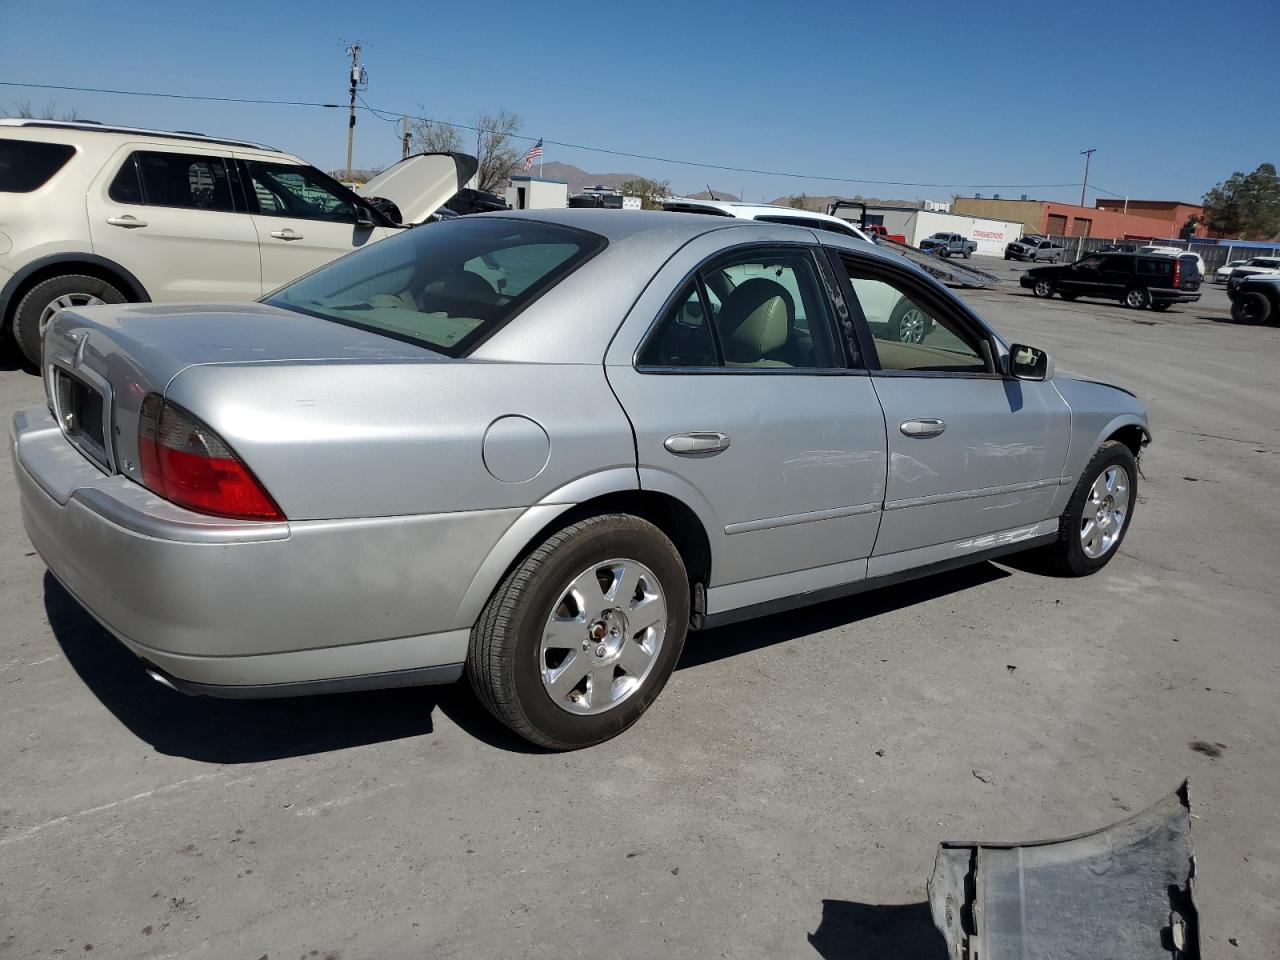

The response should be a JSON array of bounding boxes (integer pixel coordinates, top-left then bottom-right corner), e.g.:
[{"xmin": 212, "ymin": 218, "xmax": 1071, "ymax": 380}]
[
  {"xmin": 12, "ymin": 274, "xmax": 126, "ymax": 366},
  {"xmin": 1232, "ymin": 291, "xmax": 1272, "ymax": 325},
  {"xmin": 963, "ymin": 250, "xmax": 972, "ymax": 259},
  {"xmin": 1123, "ymin": 286, "xmax": 1151, "ymax": 309},
  {"xmin": 467, "ymin": 514, "xmax": 690, "ymax": 750},
  {"xmin": 888, "ymin": 297, "xmax": 934, "ymax": 343},
  {"xmin": 1043, "ymin": 441, "xmax": 1138, "ymax": 576}
]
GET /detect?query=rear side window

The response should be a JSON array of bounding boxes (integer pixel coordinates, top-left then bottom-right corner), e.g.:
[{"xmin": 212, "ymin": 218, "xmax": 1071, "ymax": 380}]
[
  {"xmin": 268, "ymin": 217, "xmax": 605, "ymax": 357},
  {"xmin": 1136, "ymin": 259, "xmax": 1173, "ymax": 278},
  {"xmin": 113, "ymin": 151, "xmax": 236, "ymax": 212},
  {"xmin": 0, "ymin": 139, "xmax": 75, "ymax": 192}
]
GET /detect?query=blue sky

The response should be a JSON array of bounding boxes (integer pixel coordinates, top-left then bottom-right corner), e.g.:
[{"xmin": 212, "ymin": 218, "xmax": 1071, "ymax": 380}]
[{"xmin": 3, "ymin": 0, "xmax": 1278, "ymax": 205}]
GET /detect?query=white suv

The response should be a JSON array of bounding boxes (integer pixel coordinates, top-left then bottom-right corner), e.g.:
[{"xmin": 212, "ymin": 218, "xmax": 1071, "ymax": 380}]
[{"xmin": 0, "ymin": 119, "xmax": 472, "ymax": 364}]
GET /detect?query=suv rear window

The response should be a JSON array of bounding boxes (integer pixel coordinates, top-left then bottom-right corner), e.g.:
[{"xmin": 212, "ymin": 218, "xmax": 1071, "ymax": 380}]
[
  {"xmin": 268, "ymin": 217, "xmax": 606, "ymax": 357},
  {"xmin": 0, "ymin": 139, "xmax": 75, "ymax": 192}
]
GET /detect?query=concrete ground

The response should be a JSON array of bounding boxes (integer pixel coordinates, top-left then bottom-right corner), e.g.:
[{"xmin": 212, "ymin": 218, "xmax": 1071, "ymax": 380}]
[{"xmin": 1, "ymin": 262, "xmax": 1277, "ymax": 959}]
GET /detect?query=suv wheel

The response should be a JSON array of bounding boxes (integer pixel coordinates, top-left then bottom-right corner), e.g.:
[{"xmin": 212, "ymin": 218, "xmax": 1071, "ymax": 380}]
[
  {"xmin": 1123, "ymin": 286, "xmax": 1151, "ymax": 309},
  {"xmin": 1043, "ymin": 441, "xmax": 1137, "ymax": 576},
  {"xmin": 1032, "ymin": 278, "xmax": 1055, "ymax": 299},
  {"xmin": 12, "ymin": 275, "xmax": 126, "ymax": 366},
  {"xmin": 467, "ymin": 514, "xmax": 690, "ymax": 750},
  {"xmin": 888, "ymin": 298, "xmax": 934, "ymax": 344},
  {"xmin": 1231, "ymin": 291, "xmax": 1273, "ymax": 325}
]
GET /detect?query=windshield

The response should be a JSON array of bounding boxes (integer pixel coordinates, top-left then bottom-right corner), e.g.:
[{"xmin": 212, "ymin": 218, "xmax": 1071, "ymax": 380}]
[{"xmin": 268, "ymin": 217, "xmax": 605, "ymax": 357}]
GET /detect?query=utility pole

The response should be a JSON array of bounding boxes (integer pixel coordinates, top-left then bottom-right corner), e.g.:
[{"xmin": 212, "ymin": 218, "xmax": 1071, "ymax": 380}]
[
  {"xmin": 402, "ymin": 114, "xmax": 410, "ymax": 160},
  {"xmin": 345, "ymin": 43, "xmax": 367, "ymax": 181},
  {"xmin": 1079, "ymin": 148, "xmax": 1096, "ymax": 207}
]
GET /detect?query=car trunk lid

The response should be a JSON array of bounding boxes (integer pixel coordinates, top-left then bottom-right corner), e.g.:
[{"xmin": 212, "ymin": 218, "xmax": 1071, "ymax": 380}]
[{"xmin": 42, "ymin": 301, "xmax": 447, "ymax": 476}]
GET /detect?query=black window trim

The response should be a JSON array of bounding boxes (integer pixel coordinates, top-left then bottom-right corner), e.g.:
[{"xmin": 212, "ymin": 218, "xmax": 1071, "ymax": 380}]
[
  {"xmin": 633, "ymin": 241, "xmax": 863, "ymax": 376},
  {"xmin": 824, "ymin": 247, "xmax": 1004, "ymax": 380},
  {"xmin": 108, "ymin": 148, "xmax": 243, "ymax": 213}
]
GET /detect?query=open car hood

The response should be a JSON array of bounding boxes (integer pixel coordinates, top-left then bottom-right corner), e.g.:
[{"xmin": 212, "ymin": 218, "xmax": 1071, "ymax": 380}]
[
  {"xmin": 929, "ymin": 781, "xmax": 1198, "ymax": 959},
  {"xmin": 360, "ymin": 152, "xmax": 478, "ymax": 225}
]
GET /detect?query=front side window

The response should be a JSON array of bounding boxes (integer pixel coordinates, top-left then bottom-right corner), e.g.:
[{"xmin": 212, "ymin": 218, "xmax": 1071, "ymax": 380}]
[
  {"xmin": 0, "ymin": 139, "xmax": 76, "ymax": 192},
  {"xmin": 268, "ymin": 217, "xmax": 603, "ymax": 357},
  {"xmin": 1075, "ymin": 256, "xmax": 1104, "ymax": 270},
  {"xmin": 243, "ymin": 160, "xmax": 357, "ymax": 222},
  {"xmin": 119, "ymin": 151, "xmax": 236, "ymax": 211},
  {"xmin": 639, "ymin": 249, "xmax": 842, "ymax": 370},
  {"xmin": 841, "ymin": 262, "xmax": 988, "ymax": 374}
]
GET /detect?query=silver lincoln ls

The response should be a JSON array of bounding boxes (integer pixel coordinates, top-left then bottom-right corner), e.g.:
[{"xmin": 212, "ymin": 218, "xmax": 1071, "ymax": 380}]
[{"xmin": 13, "ymin": 210, "xmax": 1149, "ymax": 749}]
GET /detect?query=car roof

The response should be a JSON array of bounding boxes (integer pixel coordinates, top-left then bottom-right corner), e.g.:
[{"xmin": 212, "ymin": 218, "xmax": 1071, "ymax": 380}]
[
  {"xmin": 660, "ymin": 198, "xmax": 862, "ymax": 229},
  {"xmin": 0, "ymin": 118, "xmax": 283, "ymax": 153}
]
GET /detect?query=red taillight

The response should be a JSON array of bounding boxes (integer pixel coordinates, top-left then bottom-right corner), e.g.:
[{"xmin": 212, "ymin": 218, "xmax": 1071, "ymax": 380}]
[
  {"xmin": 1172, "ymin": 259, "xmax": 1182, "ymax": 288},
  {"xmin": 137, "ymin": 395, "xmax": 284, "ymax": 521}
]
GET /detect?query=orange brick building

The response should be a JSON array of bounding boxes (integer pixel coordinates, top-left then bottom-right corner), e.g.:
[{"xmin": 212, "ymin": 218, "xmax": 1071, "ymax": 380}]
[{"xmin": 953, "ymin": 197, "xmax": 1206, "ymax": 241}]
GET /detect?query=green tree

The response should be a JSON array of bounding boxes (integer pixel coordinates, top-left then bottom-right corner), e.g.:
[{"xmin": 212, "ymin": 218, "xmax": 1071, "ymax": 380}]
[
  {"xmin": 619, "ymin": 177, "xmax": 672, "ymax": 210},
  {"xmin": 1202, "ymin": 163, "xmax": 1280, "ymax": 240}
]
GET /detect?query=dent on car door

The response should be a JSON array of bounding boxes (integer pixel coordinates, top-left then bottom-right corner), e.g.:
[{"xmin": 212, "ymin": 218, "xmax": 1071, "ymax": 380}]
[
  {"xmin": 604, "ymin": 234, "xmax": 888, "ymax": 615},
  {"xmin": 833, "ymin": 252, "xmax": 1070, "ymax": 574},
  {"xmin": 88, "ymin": 146, "xmax": 261, "ymax": 301},
  {"xmin": 237, "ymin": 157, "xmax": 388, "ymax": 292}
]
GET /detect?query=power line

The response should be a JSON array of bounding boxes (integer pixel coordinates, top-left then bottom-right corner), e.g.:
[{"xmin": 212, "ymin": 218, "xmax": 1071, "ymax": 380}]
[{"xmin": 0, "ymin": 78, "xmax": 1095, "ymax": 192}]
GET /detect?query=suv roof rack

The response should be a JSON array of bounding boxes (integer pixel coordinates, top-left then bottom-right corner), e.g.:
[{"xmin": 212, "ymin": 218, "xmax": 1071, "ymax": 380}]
[{"xmin": 0, "ymin": 118, "xmax": 281, "ymax": 152}]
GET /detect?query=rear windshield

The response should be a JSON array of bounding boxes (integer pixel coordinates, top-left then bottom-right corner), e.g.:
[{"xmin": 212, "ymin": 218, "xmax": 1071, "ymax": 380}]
[
  {"xmin": 268, "ymin": 217, "xmax": 605, "ymax": 357},
  {"xmin": 0, "ymin": 139, "xmax": 76, "ymax": 192}
]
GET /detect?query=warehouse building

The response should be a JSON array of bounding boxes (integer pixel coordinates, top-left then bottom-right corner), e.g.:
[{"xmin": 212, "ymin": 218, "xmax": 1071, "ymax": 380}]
[{"xmin": 952, "ymin": 196, "xmax": 1205, "ymax": 241}]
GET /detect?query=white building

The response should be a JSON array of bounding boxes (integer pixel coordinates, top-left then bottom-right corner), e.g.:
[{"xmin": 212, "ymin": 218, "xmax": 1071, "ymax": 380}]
[
  {"xmin": 505, "ymin": 175, "xmax": 568, "ymax": 210},
  {"xmin": 850, "ymin": 204, "xmax": 1024, "ymax": 256}
]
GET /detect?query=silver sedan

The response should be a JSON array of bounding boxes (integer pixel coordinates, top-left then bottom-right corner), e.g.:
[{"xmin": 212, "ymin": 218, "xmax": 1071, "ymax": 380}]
[{"xmin": 14, "ymin": 210, "xmax": 1149, "ymax": 749}]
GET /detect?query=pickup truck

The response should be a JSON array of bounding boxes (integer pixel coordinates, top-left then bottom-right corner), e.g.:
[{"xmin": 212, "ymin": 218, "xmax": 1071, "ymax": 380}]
[
  {"xmin": 919, "ymin": 232, "xmax": 976, "ymax": 259},
  {"xmin": 863, "ymin": 223, "xmax": 908, "ymax": 244}
]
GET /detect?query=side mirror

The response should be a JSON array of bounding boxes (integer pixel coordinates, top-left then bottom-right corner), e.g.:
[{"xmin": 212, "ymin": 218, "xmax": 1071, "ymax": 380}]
[
  {"xmin": 354, "ymin": 204, "xmax": 376, "ymax": 228},
  {"xmin": 1008, "ymin": 343, "xmax": 1053, "ymax": 381}
]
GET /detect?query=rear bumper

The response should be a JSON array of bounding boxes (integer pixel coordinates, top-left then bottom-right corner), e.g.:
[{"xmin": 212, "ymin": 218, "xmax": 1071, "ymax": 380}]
[
  {"xmin": 12, "ymin": 404, "xmax": 523, "ymax": 696},
  {"xmin": 1151, "ymin": 290, "xmax": 1200, "ymax": 304}
]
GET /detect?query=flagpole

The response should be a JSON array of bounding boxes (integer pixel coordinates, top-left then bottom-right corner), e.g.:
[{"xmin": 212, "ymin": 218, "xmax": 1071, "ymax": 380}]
[{"xmin": 539, "ymin": 138, "xmax": 543, "ymax": 179}]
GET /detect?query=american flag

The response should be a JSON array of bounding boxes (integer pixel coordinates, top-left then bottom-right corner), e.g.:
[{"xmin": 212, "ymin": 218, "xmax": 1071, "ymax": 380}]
[{"xmin": 521, "ymin": 139, "xmax": 543, "ymax": 172}]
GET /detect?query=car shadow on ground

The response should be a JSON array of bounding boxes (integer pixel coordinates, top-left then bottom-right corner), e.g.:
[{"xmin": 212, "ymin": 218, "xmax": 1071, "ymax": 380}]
[
  {"xmin": 43, "ymin": 573, "xmax": 544, "ymax": 762},
  {"xmin": 678, "ymin": 562, "xmax": 1009, "ymax": 671},
  {"xmin": 807, "ymin": 899, "xmax": 947, "ymax": 959},
  {"xmin": 46, "ymin": 563, "xmax": 1011, "ymax": 761}
]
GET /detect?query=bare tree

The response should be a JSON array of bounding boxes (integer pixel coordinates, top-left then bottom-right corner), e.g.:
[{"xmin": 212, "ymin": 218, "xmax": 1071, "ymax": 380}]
[
  {"xmin": 2, "ymin": 101, "xmax": 79, "ymax": 120},
  {"xmin": 473, "ymin": 109, "xmax": 523, "ymax": 193},
  {"xmin": 411, "ymin": 111, "xmax": 464, "ymax": 154}
]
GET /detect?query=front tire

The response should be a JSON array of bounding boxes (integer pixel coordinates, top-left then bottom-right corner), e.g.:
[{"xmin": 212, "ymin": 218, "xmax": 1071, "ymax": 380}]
[
  {"xmin": 1123, "ymin": 286, "xmax": 1151, "ymax": 309},
  {"xmin": 12, "ymin": 274, "xmax": 126, "ymax": 366},
  {"xmin": 1032, "ymin": 278, "xmax": 1055, "ymax": 299},
  {"xmin": 1231, "ymin": 291, "xmax": 1273, "ymax": 325},
  {"xmin": 1043, "ymin": 441, "xmax": 1137, "ymax": 576},
  {"xmin": 467, "ymin": 514, "xmax": 690, "ymax": 750}
]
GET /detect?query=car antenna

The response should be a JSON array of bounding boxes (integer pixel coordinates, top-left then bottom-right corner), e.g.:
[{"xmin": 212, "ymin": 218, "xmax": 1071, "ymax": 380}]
[{"xmin": 706, "ymin": 185, "xmax": 719, "ymax": 201}]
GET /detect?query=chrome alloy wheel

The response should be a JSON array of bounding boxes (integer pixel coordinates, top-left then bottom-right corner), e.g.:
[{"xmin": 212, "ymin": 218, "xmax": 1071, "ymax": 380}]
[
  {"xmin": 39, "ymin": 293, "xmax": 105, "ymax": 336},
  {"xmin": 1125, "ymin": 288, "xmax": 1148, "ymax": 308},
  {"xmin": 1081, "ymin": 465, "xmax": 1130, "ymax": 559},
  {"xmin": 897, "ymin": 308, "xmax": 928, "ymax": 343},
  {"xmin": 540, "ymin": 558, "xmax": 667, "ymax": 716},
  {"xmin": 1034, "ymin": 279, "xmax": 1054, "ymax": 298}
]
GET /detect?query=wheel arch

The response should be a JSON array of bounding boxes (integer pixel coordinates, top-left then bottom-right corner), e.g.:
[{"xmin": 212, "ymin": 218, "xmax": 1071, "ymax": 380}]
[
  {"xmin": 452, "ymin": 482, "xmax": 715, "ymax": 631},
  {"xmin": 0, "ymin": 254, "xmax": 150, "ymax": 330}
]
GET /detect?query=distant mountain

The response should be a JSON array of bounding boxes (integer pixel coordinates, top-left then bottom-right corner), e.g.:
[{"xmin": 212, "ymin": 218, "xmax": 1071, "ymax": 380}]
[{"xmin": 686, "ymin": 189, "xmax": 741, "ymax": 202}]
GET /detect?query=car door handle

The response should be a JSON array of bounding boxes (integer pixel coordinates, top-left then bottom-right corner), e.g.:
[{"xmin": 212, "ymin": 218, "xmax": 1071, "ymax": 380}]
[
  {"xmin": 900, "ymin": 418, "xmax": 946, "ymax": 438},
  {"xmin": 105, "ymin": 215, "xmax": 147, "ymax": 228},
  {"xmin": 664, "ymin": 432, "xmax": 731, "ymax": 455},
  {"xmin": 269, "ymin": 228, "xmax": 304, "ymax": 241}
]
